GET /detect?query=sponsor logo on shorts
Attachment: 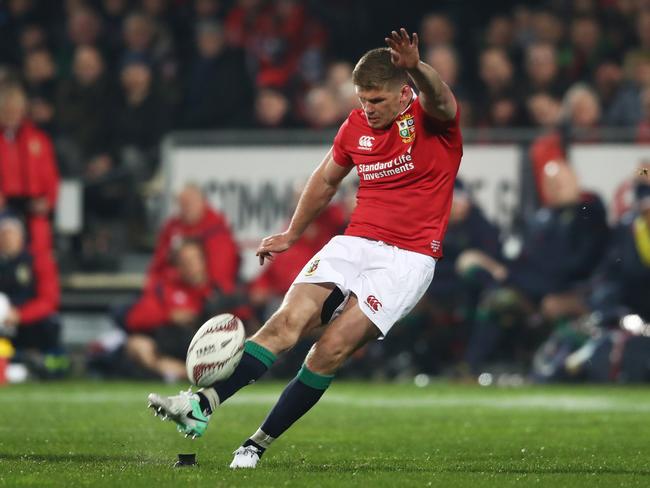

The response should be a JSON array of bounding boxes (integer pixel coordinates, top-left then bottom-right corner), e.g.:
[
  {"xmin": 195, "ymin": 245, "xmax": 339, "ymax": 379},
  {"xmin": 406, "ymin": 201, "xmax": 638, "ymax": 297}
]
[
  {"xmin": 365, "ymin": 295, "xmax": 382, "ymax": 313},
  {"xmin": 305, "ymin": 258, "xmax": 320, "ymax": 276},
  {"xmin": 358, "ymin": 135, "xmax": 375, "ymax": 150}
]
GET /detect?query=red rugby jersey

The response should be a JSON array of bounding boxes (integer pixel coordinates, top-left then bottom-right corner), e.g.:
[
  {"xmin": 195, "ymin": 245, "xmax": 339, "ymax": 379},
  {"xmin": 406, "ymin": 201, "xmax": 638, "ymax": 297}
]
[{"xmin": 332, "ymin": 94, "xmax": 462, "ymax": 258}]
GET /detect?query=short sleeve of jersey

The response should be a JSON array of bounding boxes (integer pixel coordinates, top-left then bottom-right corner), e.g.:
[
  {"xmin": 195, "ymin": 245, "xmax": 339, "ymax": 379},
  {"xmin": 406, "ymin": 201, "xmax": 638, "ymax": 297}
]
[
  {"xmin": 332, "ymin": 116, "xmax": 354, "ymax": 167},
  {"xmin": 416, "ymin": 98, "xmax": 462, "ymax": 148}
]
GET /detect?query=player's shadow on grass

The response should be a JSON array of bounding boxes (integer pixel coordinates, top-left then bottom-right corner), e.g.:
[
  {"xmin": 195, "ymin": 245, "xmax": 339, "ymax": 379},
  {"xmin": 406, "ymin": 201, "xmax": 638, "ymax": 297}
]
[
  {"xmin": 269, "ymin": 460, "xmax": 650, "ymax": 476},
  {"xmin": 0, "ymin": 453, "xmax": 152, "ymax": 463}
]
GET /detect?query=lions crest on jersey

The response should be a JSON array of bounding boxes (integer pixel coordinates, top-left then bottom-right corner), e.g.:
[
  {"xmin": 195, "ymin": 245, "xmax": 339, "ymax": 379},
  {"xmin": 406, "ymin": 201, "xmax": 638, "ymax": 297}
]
[{"xmin": 396, "ymin": 113, "xmax": 415, "ymax": 143}]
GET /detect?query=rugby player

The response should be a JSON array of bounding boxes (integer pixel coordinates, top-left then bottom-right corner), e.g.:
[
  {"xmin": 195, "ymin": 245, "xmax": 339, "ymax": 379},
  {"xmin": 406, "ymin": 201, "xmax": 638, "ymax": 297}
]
[{"xmin": 148, "ymin": 28, "xmax": 462, "ymax": 468}]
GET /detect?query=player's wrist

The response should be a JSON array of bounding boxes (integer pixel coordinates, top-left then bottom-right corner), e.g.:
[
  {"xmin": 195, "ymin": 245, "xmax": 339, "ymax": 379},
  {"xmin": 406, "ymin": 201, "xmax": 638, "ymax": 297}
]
[
  {"xmin": 284, "ymin": 229, "xmax": 301, "ymax": 244},
  {"xmin": 405, "ymin": 60, "xmax": 424, "ymax": 74}
]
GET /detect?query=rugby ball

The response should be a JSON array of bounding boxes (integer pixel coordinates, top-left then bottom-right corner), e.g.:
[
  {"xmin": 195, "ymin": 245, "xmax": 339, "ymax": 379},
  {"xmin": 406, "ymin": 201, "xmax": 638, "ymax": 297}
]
[{"xmin": 186, "ymin": 313, "xmax": 246, "ymax": 387}]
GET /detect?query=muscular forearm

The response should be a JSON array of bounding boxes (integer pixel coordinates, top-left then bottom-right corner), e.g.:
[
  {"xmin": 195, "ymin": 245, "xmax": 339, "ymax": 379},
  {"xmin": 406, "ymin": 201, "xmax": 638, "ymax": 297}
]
[
  {"xmin": 406, "ymin": 61, "xmax": 456, "ymax": 120},
  {"xmin": 286, "ymin": 168, "xmax": 338, "ymax": 241}
]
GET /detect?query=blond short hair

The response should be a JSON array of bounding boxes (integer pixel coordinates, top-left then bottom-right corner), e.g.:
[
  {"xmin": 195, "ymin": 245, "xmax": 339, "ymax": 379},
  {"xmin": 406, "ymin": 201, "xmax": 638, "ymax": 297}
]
[{"xmin": 352, "ymin": 48, "xmax": 408, "ymax": 90}]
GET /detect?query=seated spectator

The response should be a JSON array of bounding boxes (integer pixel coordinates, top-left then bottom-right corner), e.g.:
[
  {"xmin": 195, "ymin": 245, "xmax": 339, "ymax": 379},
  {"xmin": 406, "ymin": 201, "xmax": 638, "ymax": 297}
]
[
  {"xmin": 478, "ymin": 48, "xmax": 515, "ymax": 101},
  {"xmin": 223, "ymin": 0, "xmax": 265, "ymax": 49},
  {"xmin": 523, "ymin": 42, "xmax": 566, "ymax": 98},
  {"xmin": 424, "ymin": 45, "xmax": 468, "ymax": 102},
  {"xmin": 429, "ymin": 180, "xmax": 501, "ymax": 306},
  {"xmin": 0, "ymin": 82, "xmax": 58, "ymax": 255},
  {"xmin": 475, "ymin": 48, "xmax": 523, "ymax": 127},
  {"xmin": 180, "ymin": 20, "xmax": 252, "ymax": 129},
  {"xmin": 0, "ymin": 0, "xmax": 35, "ymax": 65},
  {"xmin": 112, "ymin": 54, "xmax": 171, "ymax": 181},
  {"xmin": 56, "ymin": 45, "xmax": 114, "ymax": 174},
  {"xmin": 254, "ymin": 88, "xmax": 295, "ymax": 128},
  {"xmin": 561, "ymin": 15, "xmax": 610, "ymax": 82},
  {"xmin": 591, "ymin": 180, "xmax": 650, "ymax": 322},
  {"xmin": 410, "ymin": 180, "xmax": 501, "ymax": 373},
  {"xmin": 245, "ymin": 0, "xmax": 327, "ymax": 89},
  {"xmin": 99, "ymin": 0, "xmax": 130, "ymax": 57},
  {"xmin": 526, "ymin": 92, "xmax": 562, "ymax": 128},
  {"xmin": 562, "ymin": 82, "xmax": 601, "ymax": 133},
  {"xmin": 485, "ymin": 95, "xmax": 522, "ymax": 128},
  {"xmin": 419, "ymin": 13, "xmax": 456, "ymax": 49},
  {"xmin": 594, "ymin": 59, "xmax": 641, "ymax": 127},
  {"xmin": 530, "ymin": 10, "xmax": 565, "ymax": 46},
  {"xmin": 623, "ymin": 11, "xmax": 650, "ymax": 84},
  {"xmin": 537, "ymin": 180, "xmax": 650, "ymax": 384},
  {"xmin": 56, "ymin": 5, "xmax": 104, "ymax": 78},
  {"xmin": 22, "ymin": 48, "xmax": 58, "ymax": 134},
  {"xmin": 149, "ymin": 183, "xmax": 239, "ymax": 295},
  {"xmin": 324, "ymin": 61, "xmax": 358, "ymax": 119},
  {"xmin": 121, "ymin": 10, "xmax": 178, "ymax": 99},
  {"xmin": 459, "ymin": 162, "xmax": 609, "ymax": 374},
  {"xmin": 78, "ymin": 151, "xmax": 136, "ymax": 271},
  {"xmin": 301, "ymin": 85, "xmax": 342, "ymax": 129},
  {"xmin": 124, "ymin": 239, "xmax": 212, "ymax": 381},
  {"xmin": 483, "ymin": 15, "xmax": 514, "ymax": 51},
  {"xmin": 0, "ymin": 217, "xmax": 60, "ymax": 356}
]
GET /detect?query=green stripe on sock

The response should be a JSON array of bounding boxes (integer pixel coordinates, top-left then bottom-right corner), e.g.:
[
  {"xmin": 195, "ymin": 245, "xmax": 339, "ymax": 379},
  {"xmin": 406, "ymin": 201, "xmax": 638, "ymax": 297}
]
[
  {"xmin": 297, "ymin": 364, "xmax": 335, "ymax": 390},
  {"xmin": 244, "ymin": 340, "xmax": 276, "ymax": 369}
]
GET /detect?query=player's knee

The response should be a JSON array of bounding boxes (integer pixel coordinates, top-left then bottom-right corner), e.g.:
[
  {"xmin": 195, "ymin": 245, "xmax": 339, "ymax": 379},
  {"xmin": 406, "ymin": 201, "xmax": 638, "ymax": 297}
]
[
  {"xmin": 306, "ymin": 336, "xmax": 352, "ymax": 374},
  {"xmin": 256, "ymin": 307, "xmax": 306, "ymax": 352}
]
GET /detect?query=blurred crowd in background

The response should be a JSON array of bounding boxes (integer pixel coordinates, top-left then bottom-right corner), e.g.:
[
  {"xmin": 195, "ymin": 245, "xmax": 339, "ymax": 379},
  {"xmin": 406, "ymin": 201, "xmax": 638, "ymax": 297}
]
[{"xmin": 1, "ymin": 0, "xmax": 650, "ymax": 384}]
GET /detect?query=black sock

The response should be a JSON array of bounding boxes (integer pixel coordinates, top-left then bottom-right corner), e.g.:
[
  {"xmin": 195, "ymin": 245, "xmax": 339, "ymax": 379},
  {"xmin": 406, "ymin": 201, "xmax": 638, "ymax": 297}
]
[
  {"xmin": 242, "ymin": 439, "xmax": 266, "ymax": 456},
  {"xmin": 196, "ymin": 392, "xmax": 212, "ymax": 414},
  {"xmin": 260, "ymin": 364, "xmax": 334, "ymax": 439},
  {"xmin": 197, "ymin": 341, "xmax": 276, "ymax": 414}
]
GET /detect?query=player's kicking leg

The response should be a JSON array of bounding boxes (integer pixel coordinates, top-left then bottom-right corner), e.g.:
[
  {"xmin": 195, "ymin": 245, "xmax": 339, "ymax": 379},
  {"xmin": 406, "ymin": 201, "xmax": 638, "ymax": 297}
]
[
  {"xmin": 230, "ymin": 294, "xmax": 378, "ymax": 468},
  {"xmin": 146, "ymin": 283, "xmax": 336, "ymax": 438}
]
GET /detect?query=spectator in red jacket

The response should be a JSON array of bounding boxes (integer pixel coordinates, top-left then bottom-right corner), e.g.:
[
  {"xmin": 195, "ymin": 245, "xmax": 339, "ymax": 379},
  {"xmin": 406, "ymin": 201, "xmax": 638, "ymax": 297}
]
[
  {"xmin": 0, "ymin": 217, "xmax": 60, "ymax": 353},
  {"xmin": 125, "ymin": 239, "xmax": 212, "ymax": 381},
  {"xmin": 0, "ymin": 82, "xmax": 59, "ymax": 254},
  {"xmin": 148, "ymin": 183, "xmax": 240, "ymax": 294}
]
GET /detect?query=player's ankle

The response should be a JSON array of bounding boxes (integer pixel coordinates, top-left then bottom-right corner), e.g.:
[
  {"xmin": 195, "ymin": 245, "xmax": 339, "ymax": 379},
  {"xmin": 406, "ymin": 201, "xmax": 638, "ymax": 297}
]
[
  {"xmin": 242, "ymin": 439, "xmax": 266, "ymax": 456},
  {"xmin": 197, "ymin": 388, "xmax": 219, "ymax": 415},
  {"xmin": 246, "ymin": 428, "xmax": 276, "ymax": 453}
]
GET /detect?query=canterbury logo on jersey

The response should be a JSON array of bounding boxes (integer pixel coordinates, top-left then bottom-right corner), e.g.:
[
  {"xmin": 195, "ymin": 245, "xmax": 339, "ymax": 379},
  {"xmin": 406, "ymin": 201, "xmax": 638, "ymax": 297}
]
[
  {"xmin": 365, "ymin": 295, "xmax": 382, "ymax": 312},
  {"xmin": 358, "ymin": 135, "xmax": 375, "ymax": 150}
]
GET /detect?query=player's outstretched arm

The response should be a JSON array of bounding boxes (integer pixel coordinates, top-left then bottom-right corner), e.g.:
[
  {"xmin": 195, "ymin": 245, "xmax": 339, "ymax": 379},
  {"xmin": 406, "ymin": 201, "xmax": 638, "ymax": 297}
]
[
  {"xmin": 385, "ymin": 28, "xmax": 456, "ymax": 121},
  {"xmin": 256, "ymin": 148, "xmax": 351, "ymax": 265}
]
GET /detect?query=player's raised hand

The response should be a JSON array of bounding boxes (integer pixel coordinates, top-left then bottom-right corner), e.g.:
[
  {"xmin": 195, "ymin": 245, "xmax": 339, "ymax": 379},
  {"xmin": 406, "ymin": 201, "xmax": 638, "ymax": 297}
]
[
  {"xmin": 385, "ymin": 28, "xmax": 420, "ymax": 70},
  {"xmin": 256, "ymin": 231, "xmax": 296, "ymax": 265}
]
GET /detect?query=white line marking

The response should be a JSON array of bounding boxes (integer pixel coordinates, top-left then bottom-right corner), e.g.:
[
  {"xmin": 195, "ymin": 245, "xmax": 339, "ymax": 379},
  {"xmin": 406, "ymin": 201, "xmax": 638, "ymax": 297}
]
[{"xmin": 0, "ymin": 391, "xmax": 649, "ymax": 412}]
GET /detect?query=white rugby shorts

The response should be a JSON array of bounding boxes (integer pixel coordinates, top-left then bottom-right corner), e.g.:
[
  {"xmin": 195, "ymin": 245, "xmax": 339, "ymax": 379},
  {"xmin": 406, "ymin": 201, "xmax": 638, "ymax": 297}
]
[{"xmin": 292, "ymin": 235, "xmax": 436, "ymax": 336}]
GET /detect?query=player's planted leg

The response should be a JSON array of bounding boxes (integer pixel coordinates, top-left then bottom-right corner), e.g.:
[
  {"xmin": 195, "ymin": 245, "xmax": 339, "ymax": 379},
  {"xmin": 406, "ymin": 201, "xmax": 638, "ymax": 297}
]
[{"xmin": 231, "ymin": 298, "xmax": 379, "ymax": 468}]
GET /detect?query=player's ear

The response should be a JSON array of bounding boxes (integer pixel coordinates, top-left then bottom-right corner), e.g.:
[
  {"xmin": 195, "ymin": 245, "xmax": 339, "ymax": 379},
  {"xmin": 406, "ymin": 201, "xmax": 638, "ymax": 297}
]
[{"xmin": 400, "ymin": 84, "xmax": 411, "ymax": 103}]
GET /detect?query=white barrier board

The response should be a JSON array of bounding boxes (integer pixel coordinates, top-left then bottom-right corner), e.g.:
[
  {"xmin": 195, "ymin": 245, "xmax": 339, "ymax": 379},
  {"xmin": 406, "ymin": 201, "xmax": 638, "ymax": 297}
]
[{"xmin": 164, "ymin": 144, "xmax": 520, "ymax": 278}]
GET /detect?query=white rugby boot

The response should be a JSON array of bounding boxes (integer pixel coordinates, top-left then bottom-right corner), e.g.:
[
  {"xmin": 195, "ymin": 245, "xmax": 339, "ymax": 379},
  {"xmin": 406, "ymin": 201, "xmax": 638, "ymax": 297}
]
[{"xmin": 229, "ymin": 445, "xmax": 263, "ymax": 469}]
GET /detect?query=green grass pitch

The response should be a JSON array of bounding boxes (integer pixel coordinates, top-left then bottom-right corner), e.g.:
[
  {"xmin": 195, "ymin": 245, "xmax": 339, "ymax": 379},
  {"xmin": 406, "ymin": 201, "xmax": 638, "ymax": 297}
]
[{"xmin": 1, "ymin": 381, "xmax": 649, "ymax": 487}]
